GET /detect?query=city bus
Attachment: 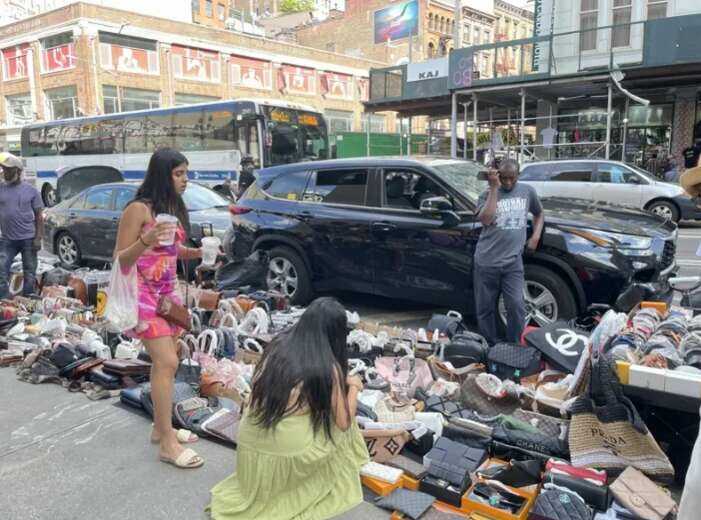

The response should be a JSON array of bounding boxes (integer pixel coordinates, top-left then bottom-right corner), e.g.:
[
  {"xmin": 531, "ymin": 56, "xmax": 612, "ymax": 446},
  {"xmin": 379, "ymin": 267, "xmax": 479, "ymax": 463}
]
[{"xmin": 20, "ymin": 99, "xmax": 329, "ymax": 205}]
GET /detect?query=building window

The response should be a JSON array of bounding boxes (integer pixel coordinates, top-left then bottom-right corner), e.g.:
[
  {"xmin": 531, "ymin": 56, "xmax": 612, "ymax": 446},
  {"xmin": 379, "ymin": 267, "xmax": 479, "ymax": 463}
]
[
  {"xmin": 205, "ymin": 0, "xmax": 213, "ymax": 17},
  {"xmin": 45, "ymin": 86, "xmax": 77, "ymax": 120},
  {"xmin": 429, "ymin": 13, "xmax": 434, "ymax": 31},
  {"xmin": 361, "ymin": 113, "xmax": 386, "ymax": 133},
  {"xmin": 484, "ymin": 30, "xmax": 491, "ymax": 44},
  {"xmin": 427, "ymin": 42, "xmax": 435, "ymax": 58},
  {"xmin": 102, "ymin": 85, "xmax": 160, "ymax": 113},
  {"xmin": 325, "ymin": 109, "xmax": 354, "ymax": 134},
  {"xmin": 473, "ymin": 27, "xmax": 481, "ymax": 45},
  {"xmin": 647, "ymin": 0, "xmax": 667, "ymax": 20},
  {"xmin": 174, "ymin": 93, "xmax": 219, "ymax": 105},
  {"xmin": 612, "ymin": 0, "xmax": 632, "ymax": 48},
  {"xmin": 464, "ymin": 24, "xmax": 471, "ymax": 45},
  {"xmin": 98, "ymin": 32, "xmax": 159, "ymax": 75},
  {"xmin": 217, "ymin": 3, "xmax": 225, "ymax": 20},
  {"xmin": 5, "ymin": 93, "xmax": 33, "ymax": 126},
  {"xmin": 580, "ymin": 0, "xmax": 598, "ymax": 51},
  {"xmin": 192, "ymin": 0, "xmax": 200, "ymax": 13},
  {"xmin": 40, "ymin": 32, "xmax": 75, "ymax": 73}
]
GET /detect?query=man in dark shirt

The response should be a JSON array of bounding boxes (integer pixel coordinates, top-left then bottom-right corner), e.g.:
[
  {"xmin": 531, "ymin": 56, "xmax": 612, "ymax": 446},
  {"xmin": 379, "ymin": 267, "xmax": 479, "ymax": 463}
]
[
  {"xmin": 683, "ymin": 139, "xmax": 701, "ymax": 169},
  {"xmin": 237, "ymin": 155, "xmax": 256, "ymax": 198}
]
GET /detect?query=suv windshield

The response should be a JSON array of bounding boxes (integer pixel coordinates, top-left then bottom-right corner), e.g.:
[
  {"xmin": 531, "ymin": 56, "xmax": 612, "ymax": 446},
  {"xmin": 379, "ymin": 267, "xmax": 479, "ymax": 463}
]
[
  {"xmin": 429, "ymin": 160, "xmax": 487, "ymax": 204},
  {"xmin": 182, "ymin": 183, "xmax": 229, "ymax": 211}
]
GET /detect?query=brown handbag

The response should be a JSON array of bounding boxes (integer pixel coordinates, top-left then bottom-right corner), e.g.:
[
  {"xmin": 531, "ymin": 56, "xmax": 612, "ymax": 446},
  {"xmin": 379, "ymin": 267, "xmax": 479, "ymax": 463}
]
[
  {"xmin": 197, "ymin": 289, "xmax": 221, "ymax": 311},
  {"xmin": 140, "ymin": 263, "xmax": 192, "ymax": 332},
  {"xmin": 610, "ymin": 467, "xmax": 677, "ymax": 520}
]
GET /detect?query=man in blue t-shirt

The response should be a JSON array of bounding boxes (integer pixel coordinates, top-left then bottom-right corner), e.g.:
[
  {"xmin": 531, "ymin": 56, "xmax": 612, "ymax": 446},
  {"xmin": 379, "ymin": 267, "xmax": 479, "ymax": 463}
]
[
  {"xmin": 475, "ymin": 159, "xmax": 544, "ymax": 345},
  {"xmin": 0, "ymin": 153, "xmax": 43, "ymax": 298}
]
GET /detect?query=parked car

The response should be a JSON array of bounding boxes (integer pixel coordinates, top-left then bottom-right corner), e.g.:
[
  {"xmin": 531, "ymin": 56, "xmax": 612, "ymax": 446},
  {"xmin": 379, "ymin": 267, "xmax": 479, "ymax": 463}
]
[
  {"xmin": 226, "ymin": 157, "xmax": 678, "ymax": 325},
  {"xmin": 43, "ymin": 181, "xmax": 232, "ymax": 268},
  {"xmin": 520, "ymin": 159, "xmax": 698, "ymax": 222}
]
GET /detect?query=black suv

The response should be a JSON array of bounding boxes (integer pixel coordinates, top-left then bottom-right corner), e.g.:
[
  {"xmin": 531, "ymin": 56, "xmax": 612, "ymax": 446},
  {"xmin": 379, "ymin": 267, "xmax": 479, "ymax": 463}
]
[{"xmin": 226, "ymin": 157, "xmax": 677, "ymax": 324}]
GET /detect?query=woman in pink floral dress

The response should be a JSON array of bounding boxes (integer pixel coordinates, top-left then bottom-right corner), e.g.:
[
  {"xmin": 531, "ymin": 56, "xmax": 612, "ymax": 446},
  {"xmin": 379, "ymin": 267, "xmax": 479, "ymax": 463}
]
[{"xmin": 114, "ymin": 148, "xmax": 204, "ymax": 469}]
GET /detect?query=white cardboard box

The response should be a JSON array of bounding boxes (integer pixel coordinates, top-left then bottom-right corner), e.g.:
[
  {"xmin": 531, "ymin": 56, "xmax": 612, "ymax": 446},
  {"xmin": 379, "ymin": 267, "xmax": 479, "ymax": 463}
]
[
  {"xmin": 664, "ymin": 371, "xmax": 701, "ymax": 399},
  {"xmin": 629, "ymin": 365, "xmax": 666, "ymax": 392}
]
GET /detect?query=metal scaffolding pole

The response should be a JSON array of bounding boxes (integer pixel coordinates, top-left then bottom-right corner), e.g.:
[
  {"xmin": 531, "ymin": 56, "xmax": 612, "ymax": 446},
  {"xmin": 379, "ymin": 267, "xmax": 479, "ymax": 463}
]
[
  {"xmin": 451, "ymin": 93, "xmax": 458, "ymax": 158},
  {"xmin": 398, "ymin": 117, "xmax": 403, "ymax": 156},
  {"xmin": 489, "ymin": 107, "xmax": 494, "ymax": 162},
  {"xmin": 366, "ymin": 113, "xmax": 371, "ymax": 156},
  {"xmin": 605, "ymin": 81, "xmax": 613, "ymax": 159},
  {"xmin": 506, "ymin": 108, "xmax": 512, "ymax": 160},
  {"xmin": 463, "ymin": 103, "xmax": 468, "ymax": 160},
  {"xmin": 520, "ymin": 89, "xmax": 526, "ymax": 160},
  {"xmin": 473, "ymin": 94, "xmax": 478, "ymax": 161},
  {"xmin": 406, "ymin": 116, "xmax": 411, "ymax": 155},
  {"xmin": 621, "ymin": 97, "xmax": 630, "ymax": 161}
]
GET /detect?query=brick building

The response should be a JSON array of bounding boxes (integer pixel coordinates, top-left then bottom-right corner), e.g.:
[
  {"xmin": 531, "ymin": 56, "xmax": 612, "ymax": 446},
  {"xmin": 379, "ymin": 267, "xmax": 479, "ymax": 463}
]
[
  {"xmin": 294, "ymin": 0, "xmax": 532, "ymax": 66},
  {"xmin": 0, "ymin": 2, "xmax": 388, "ymax": 151}
]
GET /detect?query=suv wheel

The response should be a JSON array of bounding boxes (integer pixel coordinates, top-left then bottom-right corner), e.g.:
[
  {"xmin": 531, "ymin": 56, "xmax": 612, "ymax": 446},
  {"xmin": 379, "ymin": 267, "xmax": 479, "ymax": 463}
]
[
  {"xmin": 265, "ymin": 246, "xmax": 313, "ymax": 305},
  {"xmin": 56, "ymin": 232, "xmax": 81, "ymax": 269},
  {"xmin": 646, "ymin": 200, "xmax": 679, "ymax": 222},
  {"xmin": 499, "ymin": 265, "xmax": 577, "ymax": 328}
]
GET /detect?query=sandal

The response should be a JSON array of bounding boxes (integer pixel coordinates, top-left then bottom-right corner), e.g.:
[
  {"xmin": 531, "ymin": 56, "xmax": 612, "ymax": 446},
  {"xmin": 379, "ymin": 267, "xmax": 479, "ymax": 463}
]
[
  {"xmin": 151, "ymin": 426, "xmax": 199, "ymax": 444},
  {"xmin": 160, "ymin": 447, "xmax": 204, "ymax": 469}
]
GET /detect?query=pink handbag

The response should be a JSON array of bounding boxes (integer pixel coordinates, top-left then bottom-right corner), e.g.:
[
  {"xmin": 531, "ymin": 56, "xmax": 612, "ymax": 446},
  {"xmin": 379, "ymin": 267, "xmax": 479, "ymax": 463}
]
[{"xmin": 374, "ymin": 355, "xmax": 434, "ymax": 398}]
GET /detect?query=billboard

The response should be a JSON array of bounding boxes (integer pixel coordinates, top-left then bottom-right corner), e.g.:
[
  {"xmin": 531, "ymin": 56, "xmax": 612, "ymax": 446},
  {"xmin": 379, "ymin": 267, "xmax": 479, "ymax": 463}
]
[{"xmin": 374, "ymin": 0, "xmax": 419, "ymax": 44}]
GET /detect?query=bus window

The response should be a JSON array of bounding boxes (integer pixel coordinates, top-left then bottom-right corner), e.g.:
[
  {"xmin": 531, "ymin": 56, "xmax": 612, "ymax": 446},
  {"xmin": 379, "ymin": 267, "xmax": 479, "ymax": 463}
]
[
  {"xmin": 26, "ymin": 127, "xmax": 55, "ymax": 156},
  {"xmin": 202, "ymin": 109, "xmax": 234, "ymax": 151},
  {"xmin": 236, "ymin": 119, "xmax": 260, "ymax": 166},
  {"xmin": 173, "ymin": 110, "xmax": 203, "ymax": 151},
  {"xmin": 60, "ymin": 124, "xmax": 81, "ymax": 155},
  {"xmin": 77, "ymin": 121, "xmax": 102, "ymax": 155},
  {"xmin": 124, "ymin": 117, "xmax": 147, "ymax": 154},
  {"xmin": 145, "ymin": 113, "xmax": 174, "ymax": 152},
  {"xmin": 100, "ymin": 119, "xmax": 123, "ymax": 154}
]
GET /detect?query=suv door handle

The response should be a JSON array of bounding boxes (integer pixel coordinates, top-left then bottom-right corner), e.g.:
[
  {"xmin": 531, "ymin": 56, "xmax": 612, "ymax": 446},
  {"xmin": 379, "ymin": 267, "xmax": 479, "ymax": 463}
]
[{"xmin": 372, "ymin": 222, "xmax": 397, "ymax": 233}]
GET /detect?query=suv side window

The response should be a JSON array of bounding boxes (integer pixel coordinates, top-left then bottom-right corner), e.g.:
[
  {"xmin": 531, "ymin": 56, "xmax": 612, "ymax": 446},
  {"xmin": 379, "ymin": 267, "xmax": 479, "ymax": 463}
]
[
  {"xmin": 264, "ymin": 170, "xmax": 311, "ymax": 201},
  {"xmin": 551, "ymin": 163, "xmax": 593, "ymax": 182},
  {"xmin": 382, "ymin": 169, "xmax": 454, "ymax": 210},
  {"xmin": 304, "ymin": 169, "xmax": 368, "ymax": 206},
  {"xmin": 520, "ymin": 165, "xmax": 551, "ymax": 181},
  {"xmin": 597, "ymin": 164, "xmax": 639, "ymax": 184}
]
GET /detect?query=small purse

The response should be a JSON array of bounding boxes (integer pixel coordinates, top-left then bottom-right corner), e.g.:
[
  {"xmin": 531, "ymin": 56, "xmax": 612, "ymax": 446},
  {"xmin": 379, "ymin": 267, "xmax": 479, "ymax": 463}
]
[
  {"xmin": 140, "ymin": 261, "xmax": 192, "ymax": 331},
  {"xmin": 610, "ymin": 467, "xmax": 676, "ymax": 520}
]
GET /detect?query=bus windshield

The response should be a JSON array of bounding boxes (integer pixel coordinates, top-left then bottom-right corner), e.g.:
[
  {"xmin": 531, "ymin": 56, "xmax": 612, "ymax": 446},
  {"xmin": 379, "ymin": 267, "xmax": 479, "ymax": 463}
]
[{"xmin": 263, "ymin": 106, "xmax": 328, "ymax": 164}]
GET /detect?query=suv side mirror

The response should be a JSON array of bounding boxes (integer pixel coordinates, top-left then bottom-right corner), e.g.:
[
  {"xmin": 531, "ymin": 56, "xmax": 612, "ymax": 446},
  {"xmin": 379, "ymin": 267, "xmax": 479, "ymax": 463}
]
[{"xmin": 420, "ymin": 196, "xmax": 460, "ymax": 227}]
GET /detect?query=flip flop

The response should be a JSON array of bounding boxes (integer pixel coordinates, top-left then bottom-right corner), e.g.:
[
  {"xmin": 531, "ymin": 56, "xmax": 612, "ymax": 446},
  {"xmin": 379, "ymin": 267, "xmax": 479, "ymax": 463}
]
[
  {"xmin": 151, "ymin": 426, "xmax": 199, "ymax": 444},
  {"xmin": 160, "ymin": 448, "xmax": 204, "ymax": 469}
]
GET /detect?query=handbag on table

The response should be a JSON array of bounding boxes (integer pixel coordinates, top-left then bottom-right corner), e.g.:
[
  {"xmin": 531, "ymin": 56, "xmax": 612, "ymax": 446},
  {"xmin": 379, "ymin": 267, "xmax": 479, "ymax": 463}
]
[
  {"xmin": 609, "ymin": 467, "xmax": 676, "ymax": 520},
  {"xmin": 362, "ymin": 428, "xmax": 411, "ymax": 463},
  {"xmin": 459, "ymin": 373, "xmax": 521, "ymax": 418},
  {"xmin": 487, "ymin": 343, "xmax": 541, "ymax": 382},
  {"xmin": 375, "ymin": 354, "xmax": 434, "ymax": 398},
  {"xmin": 375, "ymin": 394, "xmax": 416, "ymax": 423},
  {"xmin": 529, "ymin": 487, "xmax": 594, "ymax": 520},
  {"xmin": 568, "ymin": 354, "xmax": 674, "ymax": 480}
]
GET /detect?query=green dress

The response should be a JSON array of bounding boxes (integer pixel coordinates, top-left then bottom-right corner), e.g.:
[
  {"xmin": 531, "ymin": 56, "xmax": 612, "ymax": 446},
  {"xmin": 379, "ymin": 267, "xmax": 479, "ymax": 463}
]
[{"xmin": 208, "ymin": 411, "xmax": 369, "ymax": 520}]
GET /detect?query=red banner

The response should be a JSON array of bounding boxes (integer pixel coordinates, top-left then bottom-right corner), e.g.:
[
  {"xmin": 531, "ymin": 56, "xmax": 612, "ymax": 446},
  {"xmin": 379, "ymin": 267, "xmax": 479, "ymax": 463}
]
[
  {"xmin": 172, "ymin": 45, "xmax": 220, "ymax": 82},
  {"xmin": 42, "ymin": 43, "xmax": 76, "ymax": 73},
  {"xmin": 321, "ymin": 72, "xmax": 353, "ymax": 99},
  {"xmin": 281, "ymin": 65, "xmax": 316, "ymax": 95},
  {"xmin": 3, "ymin": 43, "xmax": 30, "ymax": 80},
  {"xmin": 230, "ymin": 55, "xmax": 272, "ymax": 90},
  {"xmin": 99, "ymin": 43, "xmax": 158, "ymax": 74}
]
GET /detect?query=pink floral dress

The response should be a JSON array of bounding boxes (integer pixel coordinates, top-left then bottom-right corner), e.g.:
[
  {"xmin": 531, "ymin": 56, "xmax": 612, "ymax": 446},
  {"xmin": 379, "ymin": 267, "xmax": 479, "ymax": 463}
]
[{"xmin": 130, "ymin": 222, "xmax": 185, "ymax": 340}]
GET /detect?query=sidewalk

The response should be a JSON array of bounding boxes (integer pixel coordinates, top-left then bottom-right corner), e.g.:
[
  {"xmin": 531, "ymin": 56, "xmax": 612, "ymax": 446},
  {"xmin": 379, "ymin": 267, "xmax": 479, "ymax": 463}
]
[{"xmin": 0, "ymin": 368, "xmax": 388, "ymax": 520}]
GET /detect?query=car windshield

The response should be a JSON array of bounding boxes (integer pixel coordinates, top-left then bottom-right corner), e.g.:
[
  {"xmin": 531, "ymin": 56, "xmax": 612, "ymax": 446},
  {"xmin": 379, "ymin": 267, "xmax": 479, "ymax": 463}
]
[
  {"xmin": 429, "ymin": 160, "xmax": 487, "ymax": 204},
  {"xmin": 182, "ymin": 183, "xmax": 229, "ymax": 211},
  {"xmin": 628, "ymin": 164, "xmax": 657, "ymax": 182}
]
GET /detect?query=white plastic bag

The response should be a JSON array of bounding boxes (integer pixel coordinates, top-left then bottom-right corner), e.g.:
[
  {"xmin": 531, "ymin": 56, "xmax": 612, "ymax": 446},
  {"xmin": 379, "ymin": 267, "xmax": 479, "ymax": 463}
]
[{"xmin": 104, "ymin": 258, "xmax": 138, "ymax": 333}]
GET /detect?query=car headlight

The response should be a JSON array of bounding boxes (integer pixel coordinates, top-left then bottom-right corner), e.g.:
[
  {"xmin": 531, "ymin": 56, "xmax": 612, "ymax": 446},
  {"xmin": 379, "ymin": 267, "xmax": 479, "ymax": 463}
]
[{"xmin": 556, "ymin": 227, "xmax": 653, "ymax": 251}]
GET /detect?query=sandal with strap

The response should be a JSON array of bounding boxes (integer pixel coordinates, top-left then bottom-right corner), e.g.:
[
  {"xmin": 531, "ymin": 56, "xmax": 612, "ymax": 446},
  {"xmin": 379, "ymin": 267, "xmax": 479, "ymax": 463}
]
[
  {"xmin": 151, "ymin": 426, "xmax": 199, "ymax": 444},
  {"xmin": 160, "ymin": 447, "xmax": 204, "ymax": 469}
]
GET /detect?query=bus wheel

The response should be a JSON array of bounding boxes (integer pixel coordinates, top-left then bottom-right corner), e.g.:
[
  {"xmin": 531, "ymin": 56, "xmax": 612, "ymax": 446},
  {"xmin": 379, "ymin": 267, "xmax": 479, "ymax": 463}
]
[{"xmin": 42, "ymin": 184, "xmax": 57, "ymax": 207}]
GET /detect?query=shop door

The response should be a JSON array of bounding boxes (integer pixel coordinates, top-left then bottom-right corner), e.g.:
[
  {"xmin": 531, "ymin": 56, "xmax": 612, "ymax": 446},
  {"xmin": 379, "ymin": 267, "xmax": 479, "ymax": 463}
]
[{"xmin": 624, "ymin": 127, "xmax": 671, "ymax": 174}]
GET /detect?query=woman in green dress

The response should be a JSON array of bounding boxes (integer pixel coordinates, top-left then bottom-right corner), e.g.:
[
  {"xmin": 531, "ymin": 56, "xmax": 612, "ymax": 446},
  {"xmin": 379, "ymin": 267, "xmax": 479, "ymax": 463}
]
[{"xmin": 208, "ymin": 297, "xmax": 369, "ymax": 520}]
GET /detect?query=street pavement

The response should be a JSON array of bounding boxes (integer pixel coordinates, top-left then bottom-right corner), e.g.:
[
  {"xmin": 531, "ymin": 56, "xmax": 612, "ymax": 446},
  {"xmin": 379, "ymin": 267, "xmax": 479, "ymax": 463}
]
[{"xmin": 2, "ymin": 223, "xmax": 701, "ymax": 520}]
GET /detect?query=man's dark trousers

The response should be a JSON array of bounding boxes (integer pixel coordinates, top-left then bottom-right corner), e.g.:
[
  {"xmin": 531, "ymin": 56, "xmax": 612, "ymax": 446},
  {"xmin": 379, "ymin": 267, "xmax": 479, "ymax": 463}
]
[
  {"xmin": 474, "ymin": 257, "xmax": 526, "ymax": 345},
  {"xmin": 0, "ymin": 237, "xmax": 37, "ymax": 298}
]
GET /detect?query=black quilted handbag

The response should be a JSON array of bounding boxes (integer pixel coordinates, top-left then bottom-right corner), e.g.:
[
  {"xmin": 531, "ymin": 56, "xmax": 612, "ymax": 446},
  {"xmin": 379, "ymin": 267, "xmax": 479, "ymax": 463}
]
[
  {"xmin": 492, "ymin": 421, "xmax": 569, "ymax": 459},
  {"xmin": 441, "ymin": 332, "xmax": 488, "ymax": 368},
  {"xmin": 487, "ymin": 343, "xmax": 541, "ymax": 382},
  {"xmin": 529, "ymin": 488, "xmax": 594, "ymax": 520}
]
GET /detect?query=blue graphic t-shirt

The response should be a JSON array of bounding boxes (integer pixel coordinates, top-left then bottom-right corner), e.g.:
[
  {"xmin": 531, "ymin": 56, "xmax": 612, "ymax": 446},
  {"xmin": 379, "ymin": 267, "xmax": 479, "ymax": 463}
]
[{"xmin": 475, "ymin": 183, "xmax": 542, "ymax": 268}]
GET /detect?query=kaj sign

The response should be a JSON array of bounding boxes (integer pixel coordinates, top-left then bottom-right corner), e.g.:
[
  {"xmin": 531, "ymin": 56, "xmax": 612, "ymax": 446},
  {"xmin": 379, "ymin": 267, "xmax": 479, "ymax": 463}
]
[{"xmin": 407, "ymin": 58, "xmax": 448, "ymax": 82}]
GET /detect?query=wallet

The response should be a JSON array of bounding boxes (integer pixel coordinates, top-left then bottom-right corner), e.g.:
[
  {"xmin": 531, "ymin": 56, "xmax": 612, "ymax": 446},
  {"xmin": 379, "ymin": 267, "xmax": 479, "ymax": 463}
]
[
  {"xmin": 544, "ymin": 472, "xmax": 610, "ymax": 511},
  {"xmin": 424, "ymin": 437, "xmax": 487, "ymax": 487},
  {"xmin": 609, "ymin": 467, "xmax": 676, "ymax": 520},
  {"xmin": 360, "ymin": 461, "xmax": 404, "ymax": 484},
  {"xmin": 477, "ymin": 459, "xmax": 542, "ymax": 488},
  {"xmin": 387, "ymin": 454, "xmax": 428, "ymax": 480},
  {"xmin": 545, "ymin": 459, "xmax": 607, "ymax": 486},
  {"xmin": 467, "ymin": 481, "xmax": 527, "ymax": 515},
  {"xmin": 419, "ymin": 474, "xmax": 464, "ymax": 507}
]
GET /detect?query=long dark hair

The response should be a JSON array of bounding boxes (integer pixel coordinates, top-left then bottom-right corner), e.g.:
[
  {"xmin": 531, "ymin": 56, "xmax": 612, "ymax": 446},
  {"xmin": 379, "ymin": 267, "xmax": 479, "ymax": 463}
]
[
  {"xmin": 249, "ymin": 297, "xmax": 349, "ymax": 439},
  {"xmin": 134, "ymin": 148, "xmax": 190, "ymax": 231}
]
